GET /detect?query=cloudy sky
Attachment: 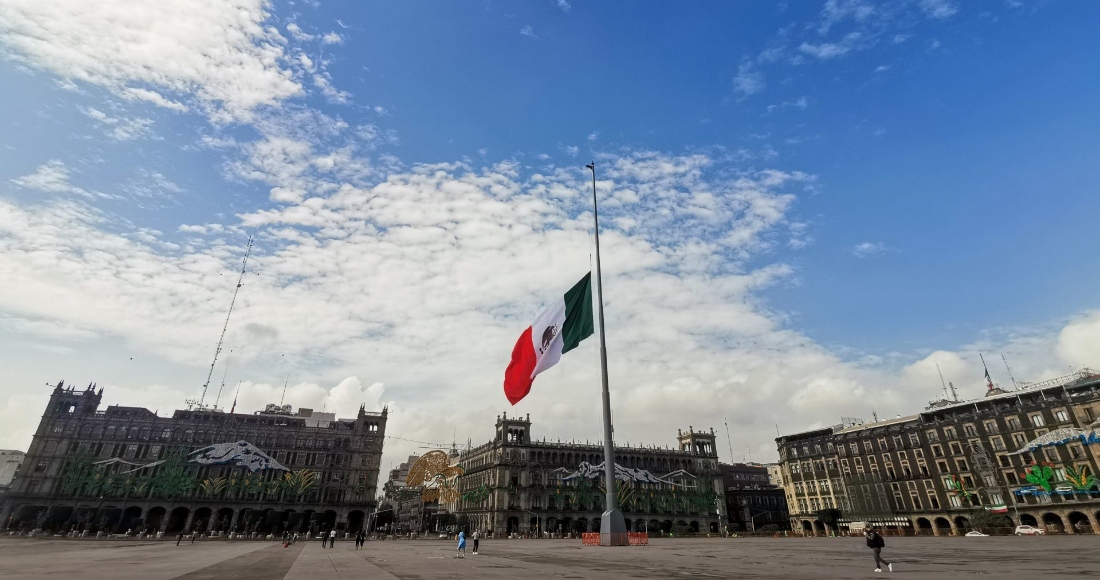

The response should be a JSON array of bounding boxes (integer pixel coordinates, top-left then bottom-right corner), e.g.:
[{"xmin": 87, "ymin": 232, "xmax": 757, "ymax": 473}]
[{"xmin": 1, "ymin": 0, "xmax": 1099, "ymax": 473}]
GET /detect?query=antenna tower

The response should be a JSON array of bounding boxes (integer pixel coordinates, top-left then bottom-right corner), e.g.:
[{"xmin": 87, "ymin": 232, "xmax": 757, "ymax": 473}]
[
  {"xmin": 213, "ymin": 357, "xmax": 232, "ymax": 409},
  {"xmin": 948, "ymin": 381, "xmax": 959, "ymax": 402},
  {"xmin": 936, "ymin": 363, "xmax": 949, "ymax": 400},
  {"xmin": 187, "ymin": 236, "xmax": 253, "ymax": 410},
  {"xmin": 1001, "ymin": 354, "xmax": 1019, "ymax": 389},
  {"xmin": 724, "ymin": 418, "xmax": 735, "ymax": 464}
]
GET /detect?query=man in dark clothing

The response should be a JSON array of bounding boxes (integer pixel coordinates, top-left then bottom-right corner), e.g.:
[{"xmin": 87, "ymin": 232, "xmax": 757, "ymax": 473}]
[{"xmin": 864, "ymin": 527, "xmax": 893, "ymax": 572}]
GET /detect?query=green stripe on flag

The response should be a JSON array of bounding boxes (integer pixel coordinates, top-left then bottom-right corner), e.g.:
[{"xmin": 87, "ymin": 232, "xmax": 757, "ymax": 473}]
[{"xmin": 561, "ymin": 272, "xmax": 594, "ymax": 354}]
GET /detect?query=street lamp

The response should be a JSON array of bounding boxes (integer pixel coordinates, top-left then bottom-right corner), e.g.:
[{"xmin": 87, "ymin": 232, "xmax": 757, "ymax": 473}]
[
  {"xmin": 519, "ymin": 510, "xmax": 541, "ymax": 538},
  {"xmin": 750, "ymin": 511, "xmax": 769, "ymax": 533}
]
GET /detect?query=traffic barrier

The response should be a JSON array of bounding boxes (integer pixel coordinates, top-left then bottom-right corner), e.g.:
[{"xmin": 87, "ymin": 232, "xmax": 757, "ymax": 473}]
[
  {"xmin": 580, "ymin": 532, "xmax": 648, "ymax": 546},
  {"xmin": 581, "ymin": 533, "xmax": 600, "ymax": 545}
]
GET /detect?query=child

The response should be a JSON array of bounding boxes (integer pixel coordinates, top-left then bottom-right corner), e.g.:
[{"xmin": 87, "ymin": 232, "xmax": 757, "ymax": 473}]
[{"xmin": 457, "ymin": 530, "xmax": 466, "ymax": 558}]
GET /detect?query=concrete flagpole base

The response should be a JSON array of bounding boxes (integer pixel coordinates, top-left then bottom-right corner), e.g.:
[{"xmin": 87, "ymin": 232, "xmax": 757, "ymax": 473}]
[{"xmin": 599, "ymin": 508, "xmax": 628, "ymax": 546}]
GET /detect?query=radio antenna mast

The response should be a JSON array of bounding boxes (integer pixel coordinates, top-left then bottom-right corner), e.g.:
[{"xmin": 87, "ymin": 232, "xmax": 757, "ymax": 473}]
[
  {"xmin": 936, "ymin": 363, "xmax": 949, "ymax": 400},
  {"xmin": 724, "ymin": 417, "xmax": 735, "ymax": 464},
  {"xmin": 1001, "ymin": 354, "xmax": 1019, "ymax": 389},
  {"xmin": 187, "ymin": 236, "xmax": 253, "ymax": 410},
  {"xmin": 213, "ymin": 356, "xmax": 232, "ymax": 409}
]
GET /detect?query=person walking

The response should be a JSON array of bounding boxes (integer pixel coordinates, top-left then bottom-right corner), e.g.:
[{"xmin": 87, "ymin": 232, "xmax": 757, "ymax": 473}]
[
  {"xmin": 176, "ymin": 531, "xmax": 184, "ymax": 546},
  {"xmin": 471, "ymin": 530, "xmax": 479, "ymax": 555},
  {"xmin": 456, "ymin": 530, "xmax": 466, "ymax": 558},
  {"xmin": 865, "ymin": 527, "xmax": 893, "ymax": 573},
  {"xmin": 329, "ymin": 528, "xmax": 337, "ymax": 548}
]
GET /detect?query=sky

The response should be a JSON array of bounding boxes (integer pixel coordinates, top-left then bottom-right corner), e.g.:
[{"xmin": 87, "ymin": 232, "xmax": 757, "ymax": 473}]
[{"xmin": 1, "ymin": 0, "xmax": 1099, "ymax": 473}]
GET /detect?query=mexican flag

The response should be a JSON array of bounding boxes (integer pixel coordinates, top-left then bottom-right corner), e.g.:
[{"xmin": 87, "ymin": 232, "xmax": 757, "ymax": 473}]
[{"xmin": 503, "ymin": 273, "xmax": 595, "ymax": 405}]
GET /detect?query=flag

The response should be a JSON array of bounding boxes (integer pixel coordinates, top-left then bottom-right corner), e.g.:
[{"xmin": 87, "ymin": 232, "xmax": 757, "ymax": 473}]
[
  {"xmin": 504, "ymin": 273, "xmax": 595, "ymax": 405},
  {"xmin": 984, "ymin": 367, "xmax": 994, "ymax": 391}
]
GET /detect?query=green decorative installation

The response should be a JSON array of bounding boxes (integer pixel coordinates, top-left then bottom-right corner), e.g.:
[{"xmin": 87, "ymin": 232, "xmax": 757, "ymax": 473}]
[
  {"xmin": 1064, "ymin": 464, "xmax": 1098, "ymax": 491},
  {"xmin": 1021, "ymin": 463, "xmax": 1055, "ymax": 492},
  {"xmin": 945, "ymin": 474, "xmax": 971, "ymax": 499}
]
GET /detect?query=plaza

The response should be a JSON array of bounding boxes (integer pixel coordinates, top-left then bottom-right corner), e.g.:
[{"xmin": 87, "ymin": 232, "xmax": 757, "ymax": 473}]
[{"xmin": 0, "ymin": 536, "xmax": 1094, "ymax": 579}]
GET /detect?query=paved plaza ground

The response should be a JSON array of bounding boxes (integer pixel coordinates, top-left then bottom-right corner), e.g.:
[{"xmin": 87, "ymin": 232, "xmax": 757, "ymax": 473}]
[{"xmin": 0, "ymin": 535, "xmax": 1096, "ymax": 579}]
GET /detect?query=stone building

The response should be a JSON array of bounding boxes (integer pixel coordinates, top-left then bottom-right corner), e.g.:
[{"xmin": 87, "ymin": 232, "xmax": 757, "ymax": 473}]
[
  {"xmin": 453, "ymin": 413, "xmax": 726, "ymax": 537},
  {"xmin": 0, "ymin": 450, "xmax": 25, "ymax": 489},
  {"xmin": 0, "ymin": 381, "xmax": 387, "ymax": 536},
  {"xmin": 719, "ymin": 462, "xmax": 789, "ymax": 532},
  {"xmin": 776, "ymin": 369, "xmax": 1100, "ymax": 536}
]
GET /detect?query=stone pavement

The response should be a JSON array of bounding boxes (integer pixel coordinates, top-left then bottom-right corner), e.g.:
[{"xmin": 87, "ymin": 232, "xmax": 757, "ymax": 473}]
[{"xmin": 1, "ymin": 535, "xmax": 1096, "ymax": 579}]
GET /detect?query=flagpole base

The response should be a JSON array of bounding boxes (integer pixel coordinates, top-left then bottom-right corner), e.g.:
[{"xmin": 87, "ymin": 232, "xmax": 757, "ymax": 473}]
[{"xmin": 599, "ymin": 508, "xmax": 628, "ymax": 546}]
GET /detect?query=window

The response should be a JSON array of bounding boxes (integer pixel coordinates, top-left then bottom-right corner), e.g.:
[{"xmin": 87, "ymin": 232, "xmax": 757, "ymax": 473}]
[
  {"xmin": 928, "ymin": 493, "xmax": 940, "ymax": 509},
  {"xmin": 949, "ymin": 443, "xmax": 962, "ymax": 455},
  {"xmin": 849, "ymin": 443, "xmax": 858, "ymax": 455},
  {"xmin": 1004, "ymin": 471, "xmax": 1018, "ymax": 485},
  {"xmin": 998, "ymin": 455, "xmax": 1011, "ymax": 468},
  {"xmin": 925, "ymin": 430, "xmax": 939, "ymax": 442},
  {"xmin": 1012, "ymin": 433, "xmax": 1027, "ymax": 447},
  {"xmin": 931, "ymin": 444, "xmax": 943, "ymax": 457},
  {"xmin": 909, "ymin": 433, "xmax": 920, "ymax": 446},
  {"xmin": 35, "ymin": 460, "xmax": 48, "ymax": 472},
  {"xmin": 1030, "ymin": 414, "xmax": 1045, "ymax": 427},
  {"xmin": 956, "ymin": 459, "xmax": 969, "ymax": 471},
  {"xmin": 878, "ymin": 437, "xmax": 888, "ymax": 451},
  {"xmin": 963, "ymin": 425, "xmax": 978, "ymax": 437},
  {"xmin": 893, "ymin": 436, "xmax": 903, "ymax": 449},
  {"xmin": 983, "ymin": 421, "xmax": 998, "ymax": 433},
  {"xmin": 948, "ymin": 494, "xmax": 962, "ymax": 508},
  {"xmin": 943, "ymin": 427, "xmax": 956, "ymax": 439},
  {"xmin": 1070, "ymin": 445, "xmax": 1084, "ymax": 460},
  {"xmin": 1053, "ymin": 467, "xmax": 1066, "ymax": 482},
  {"xmin": 820, "ymin": 479, "xmax": 830, "ymax": 493},
  {"xmin": 864, "ymin": 441, "xmax": 873, "ymax": 453},
  {"xmin": 1044, "ymin": 448, "xmax": 1059, "ymax": 462},
  {"xmin": 990, "ymin": 436, "xmax": 1005, "ymax": 451},
  {"xmin": 52, "ymin": 425, "xmax": 63, "ymax": 434},
  {"xmin": 1006, "ymin": 416, "xmax": 1021, "ymax": 430},
  {"xmin": 914, "ymin": 449, "xmax": 924, "ymax": 458},
  {"xmin": 937, "ymin": 460, "xmax": 948, "ymax": 473},
  {"xmin": 1054, "ymin": 410, "xmax": 1069, "ymax": 423}
]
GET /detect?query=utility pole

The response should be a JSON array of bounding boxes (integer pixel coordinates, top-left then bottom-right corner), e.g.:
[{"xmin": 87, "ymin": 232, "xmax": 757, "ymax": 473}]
[{"xmin": 586, "ymin": 162, "xmax": 627, "ymax": 545}]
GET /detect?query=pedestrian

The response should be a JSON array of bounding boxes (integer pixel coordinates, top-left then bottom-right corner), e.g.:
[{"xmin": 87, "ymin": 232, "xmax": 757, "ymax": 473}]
[
  {"xmin": 320, "ymin": 529, "xmax": 327, "ymax": 548},
  {"xmin": 472, "ymin": 529, "xmax": 479, "ymax": 555},
  {"xmin": 864, "ymin": 526, "xmax": 893, "ymax": 573},
  {"xmin": 457, "ymin": 530, "xmax": 466, "ymax": 558},
  {"xmin": 176, "ymin": 531, "xmax": 184, "ymax": 546},
  {"xmin": 329, "ymin": 528, "xmax": 337, "ymax": 548}
]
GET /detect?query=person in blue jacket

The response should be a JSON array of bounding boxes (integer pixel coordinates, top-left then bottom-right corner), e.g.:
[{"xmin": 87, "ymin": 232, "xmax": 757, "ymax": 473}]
[{"xmin": 457, "ymin": 530, "xmax": 466, "ymax": 558}]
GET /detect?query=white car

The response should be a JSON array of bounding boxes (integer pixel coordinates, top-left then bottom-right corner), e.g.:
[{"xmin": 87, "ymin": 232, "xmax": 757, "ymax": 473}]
[
  {"xmin": 1014, "ymin": 525, "xmax": 1045, "ymax": 536},
  {"xmin": 964, "ymin": 530, "xmax": 988, "ymax": 537}
]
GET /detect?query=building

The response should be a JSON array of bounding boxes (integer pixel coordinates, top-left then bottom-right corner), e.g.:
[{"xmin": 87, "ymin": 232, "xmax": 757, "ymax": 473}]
[
  {"xmin": 777, "ymin": 369, "xmax": 1100, "ymax": 536},
  {"xmin": 1, "ymin": 381, "xmax": 387, "ymax": 535},
  {"xmin": 453, "ymin": 412, "xmax": 726, "ymax": 537},
  {"xmin": 719, "ymin": 462, "xmax": 789, "ymax": 532},
  {"xmin": 0, "ymin": 451, "xmax": 25, "ymax": 489}
]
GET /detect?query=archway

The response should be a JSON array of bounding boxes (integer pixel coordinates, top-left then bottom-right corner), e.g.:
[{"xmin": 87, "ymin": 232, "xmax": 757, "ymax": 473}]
[
  {"xmin": 99, "ymin": 507, "xmax": 122, "ymax": 533},
  {"xmin": 122, "ymin": 506, "xmax": 143, "ymax": 533},
  {"xmin": 236, "ymin": 508, "xmax": 254, "ymax": 533},
  {"xmin": 46, "ymin": 506, "xmax": 73, "ymax": 531},
  {"xmin": 507, "ymin": 516, "xmax": 519, "ymax": 536},
  {"xmin": 280, "ymin": 509, "xmax": 296, "ymax": 534},
  {"xmin": 648, "ymin": 519, "xmax": 659, "ymax": 533},
  {"xmin": 660, "ymin": 520, "xmax": 672, "ymax": 534},
  {"xmin": 813, "ymin": 520, "xmax": 825, "ymax": 535},
  {"xmin": 1067, "ymin": 512, "xmax": 1091, "ymax": 533},
  {"xmin": 590, "ymin": 518, "xmax": 601, "ymax": 533},
  {"xmin": 529, "ymin": 516, "xmax": 540, "ymax": 535},
  {"xmin": 560, "ymin": 517, "xmax": 573, "ymax": 535},
  {"xmin": 166, "ymin": 507, "xmax": 190, "ymax": 533},
  {"xmin": 574, "ymin": 517, "xmax": 588, "ymax": 534},
  {"xmin": 690, "ymin": 520, "xmax": 700, "ymax": 533},
  {"xmin": 545, "ymin": 517, "xmax": 558, "ymax": 535},
  {"xmin": 916, "ymin": 518, "xmax": 933, "ymax": 535},
  {"xmin": 301, "ymin": 510, "xmax": 316, "ymax": 534},
  {"xmin": 321, "ymin": 510, "xmax": 337, "ymax": 532},
  {"xmin": 192, "ymin": 507, "xmax": 212, "ymax": 534},
  {"xmin": 216, "ymin": 508, "xmax": 234, "ymax": 533},
  {"xmin": 709, "ymin": 521, "xmax": 719, "ymax": 534},
  {"xmin": 954, "ymin": 516, "xmax": 970, "ymax": 531},
  {"xmin": 348, "ymin": 510, "xmax": 365, "ymax": 533},
  {"xmin": 801, "ymin": 520, "xmax": 814, "ymax": 535},
  {"xmin": 624, "ymin": 518, "xmax": 632, "ymax": 532},
  {"xmin": 1042, "ymin": 513, "xmax": 1064, "ymax": 533},
  {"xmin": 934, "ymin": 517, "xmax": 951, "ymax": 534},
  {"xmin": 1019, "ymin": 513, "xmax": 1038, "ymax": 527},
  {"xmin": 145, "ymin": 507, "xmax": 166, "ymax": 533}
]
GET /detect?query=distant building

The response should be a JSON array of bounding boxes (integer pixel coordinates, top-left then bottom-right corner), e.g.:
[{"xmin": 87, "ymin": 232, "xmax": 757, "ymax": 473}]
[
  {"xmin": 453, "ymin": 413, "xmax": 726, "ymax": 537},
  {"xmin": 719, "ymin": 462, "xmax": 789, "ymax": 532},
  {"xmin": 776, "ymin": 369, "xmax": 1100, "ymax": 536},
  {"xmin": 0, "ymin": 450, "xmax": 25, "ymax": 489},
  {"xmin": 1, "ymin": 381, "xmax": 387, "ymax": 535}
]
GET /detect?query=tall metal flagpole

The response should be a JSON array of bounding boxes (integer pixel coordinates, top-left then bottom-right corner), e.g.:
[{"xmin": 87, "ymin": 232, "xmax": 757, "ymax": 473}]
[{"xmin": 586, "ymin": 162, "xmax": 627, "ymax": 545}]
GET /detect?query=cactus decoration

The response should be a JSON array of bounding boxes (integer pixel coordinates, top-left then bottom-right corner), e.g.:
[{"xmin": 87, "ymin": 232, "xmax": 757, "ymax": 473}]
[
  {"xmin": 945, "ymin": 475, "xmax": 971, "ymax": 499},
  {"xmin": 1021, "ymin": 463, "xmax": 1055, "ymax": 492},
  {"xmin": 1064, "ymin": 464, "xmax": 1098, "ymax": 491}
]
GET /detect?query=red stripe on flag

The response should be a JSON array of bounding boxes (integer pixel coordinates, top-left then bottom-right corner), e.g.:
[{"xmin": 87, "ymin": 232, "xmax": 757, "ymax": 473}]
[{"xmin": 504, "ymin": 326, "xmax": 537, "ymax": 405}]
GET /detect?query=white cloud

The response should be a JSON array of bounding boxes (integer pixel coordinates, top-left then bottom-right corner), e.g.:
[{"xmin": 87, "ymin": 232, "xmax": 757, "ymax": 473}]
[
  {"xmin": 564, "ymin": 145, "xmax": 579, "ymax": 157},
  {"xmin": 818, "ymin": 0, "xmax": 874, "ymax": 35},
  {"xmin": 520, "ymin": 25, "xmax": 537, "ymax": 39},
  {"xmin": 11, "ymin": 160, "xmax": 93, "ymax": 199},
  {"xmin": 733, "ymin": 60, "xmax": 765, "ymax": 96},
  {"xmin": 555, "ymin": 0, "xmax": 571, "ymax": 12},
  {"xmin": 0, "ymin": 0, "xmax": 302, "ymax": 122},
  {"xmin": 919, "ymin": 0, "xmax": 959, "ymax": 19},
  {"xmin": 852, "ymin": 241, "xmax": 886, "ymax": 257},
  {"xmin": 799, "ymin": 32, "xmax": 863, "ymax": 60},
  {"xmin": 286, "ymin": 23, "xmax": 314, "ymax": 42},
  {"xmin": 322, "ymin": 32, "xmax": 344, "ymax": 45},
  {"xmin": 587, "ymin": 132, "xmax": 599, "ymax": 141},
  {"xmin": 82, "ymin": 107, "xmax": 155, "ymax": 141}
]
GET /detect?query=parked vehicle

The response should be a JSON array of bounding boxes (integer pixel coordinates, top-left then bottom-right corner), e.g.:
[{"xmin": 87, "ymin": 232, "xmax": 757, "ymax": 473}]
[
  {"xmin": 1014, "ymin": 525, "xmax": 1046, "ymax": 536},
  {"xmin": 964, "ymin": 530, "xmax": 989, "ymax": 537}
]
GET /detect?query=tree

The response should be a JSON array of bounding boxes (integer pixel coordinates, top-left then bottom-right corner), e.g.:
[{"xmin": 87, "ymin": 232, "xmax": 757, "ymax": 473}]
[
  {"xmin": 969, "ymin": 509, "xmax": 1011, "ymax": 533},
  {"xmin": 814, "ymin": 508, "xmax": 842, "ymax": 532}
]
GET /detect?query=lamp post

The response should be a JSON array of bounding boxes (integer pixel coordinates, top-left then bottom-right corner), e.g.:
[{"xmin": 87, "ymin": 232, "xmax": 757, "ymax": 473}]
[
  {"xmin": 520, "ymin": 510, "xmax": 541, "ymax": 538},
  {"xmin": 750, "ymin": 511, "xmax": 768, "ymax": 533}
]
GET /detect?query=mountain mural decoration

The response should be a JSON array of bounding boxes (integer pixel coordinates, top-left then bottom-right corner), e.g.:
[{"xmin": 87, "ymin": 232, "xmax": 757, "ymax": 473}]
[
  {"xmin": 554, "ymin": 461, "xmax": 698, "ymax": 488},
  {"xmin": 188, "ymin": 441, "xmax": 288, "ymax": 472}
]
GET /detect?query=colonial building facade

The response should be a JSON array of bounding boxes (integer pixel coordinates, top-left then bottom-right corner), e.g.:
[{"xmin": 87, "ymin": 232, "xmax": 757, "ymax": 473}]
[
  {"xmin": 452, "ymin": 413, "xmax": 726, "ymax": 537},
  {"xmin": 719, "ymin": 462, "xmax": 789, "ymax": 532},
  {"xmin": 1, "ymin": 381, "xmax": 387, "ymax": 536},
  {"xmin": 777, "ymin": 370, "xmax": 1100, "ymax": 536}
]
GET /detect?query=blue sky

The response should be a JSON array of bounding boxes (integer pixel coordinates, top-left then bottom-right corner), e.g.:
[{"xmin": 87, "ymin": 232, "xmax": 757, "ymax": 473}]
[{"xmin": 1, "ymin": 0, "xmax": 1099, "ymax": 464}]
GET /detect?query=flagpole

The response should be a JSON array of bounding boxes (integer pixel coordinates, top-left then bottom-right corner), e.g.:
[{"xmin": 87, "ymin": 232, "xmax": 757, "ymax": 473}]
[{"xmin": 586, "ymin": 161, "xmax": 627, "ymax": 546}]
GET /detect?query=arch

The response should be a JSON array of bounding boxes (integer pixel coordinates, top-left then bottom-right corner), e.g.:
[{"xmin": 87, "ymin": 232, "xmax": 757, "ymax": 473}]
[
  {"xmin": 573, "ymin": 517, "xmax": 588, "ymax": 534},
  {"xmin": 321, "ymin": 510, "xmax": 337, "ymax": 532},
  {"xmin": 812, "ymin": 520, "xmax": 825, "ymax": 534},
  {"xmin": 1019, "ymin": 513, "xmax": 1038, "ymax": 527},
  {"xmin": 507, "ymin": 516, "xmax": 520, "ymax": 536},
  {"xmin": 1042, "ymin": 513, "xmax": 1064, "ymax": 532},
  {"xmin": 191, "ymin": 507, "xmax": 212, "ymax": 533},
  {"xmin": 801, "ymin": 520, "xmax": 814, "ymax": 534},
  {"xmin": 216, "ymin": 508, "xmax": 234, "ymax": 532},
  {"xmin": 46, "ymin": 505, "xmax": 73, "ymax": 530},
  {"xmin": 348, "ymin": 510, "xmax": 365, "ymax": 533},
  {"xmin": 122, "ymin": 506, "xmax": 143, "ymax": 532},
  {"xmin": 166, "ymin": 507, "xmax": 190, "ymax": 533},
  {"xmin": 1067, "ymin": 511, "xmax": 1091, "ymax": 533},
  {"xmin": 545, "ymin": 517, "xmax": 558, "ymax": 534},
  {"xmin": 916, "ymin": 517, "xmax": 933, "ymax": 534},
  {"xmin": 690, "ymin": 520, "xmax": 700, "ymax": 533},
  {"xmin": 661, "ymin": 520, "xmax": 673, "ymax": 534},
  {"xmin": 709, "ymin": 521, "xmax": 719, "ymax": 534},
  {"xmin": 954, "ymin": 516, "xmax": 971, "ymax": 531},
  {"xmin": 591, "ymin": 518, "xmax": 601, "ymax": 533},
  {"xmin": 145, "ymin": 507, "xmax": 166, "ymax": 533}
]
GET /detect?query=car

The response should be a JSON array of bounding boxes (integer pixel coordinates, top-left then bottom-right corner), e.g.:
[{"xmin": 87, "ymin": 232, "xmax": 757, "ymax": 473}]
[
  {"xmin": 965, "ymin": 530, "xmax": 989, "ymax": 537},
  {"xmin": 1015, "ymin": 525, "xmax": 1046, "ymax": 536}
]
